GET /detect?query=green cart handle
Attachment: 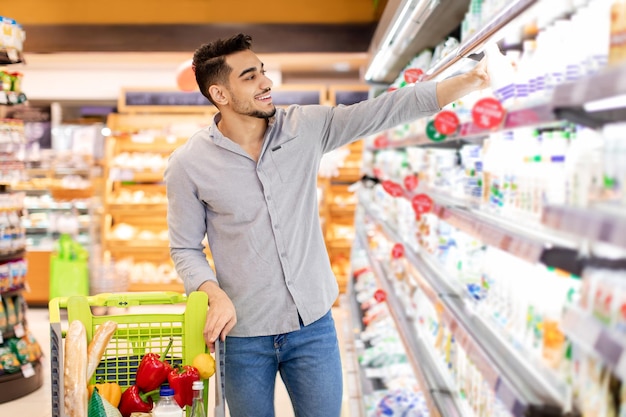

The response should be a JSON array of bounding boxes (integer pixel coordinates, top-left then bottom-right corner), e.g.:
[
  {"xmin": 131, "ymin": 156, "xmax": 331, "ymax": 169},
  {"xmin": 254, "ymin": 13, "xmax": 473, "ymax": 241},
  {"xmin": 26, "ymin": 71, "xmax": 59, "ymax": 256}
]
[{"xmin": 49, "ymin": 291, "xmax": 188, "ymax": 323}]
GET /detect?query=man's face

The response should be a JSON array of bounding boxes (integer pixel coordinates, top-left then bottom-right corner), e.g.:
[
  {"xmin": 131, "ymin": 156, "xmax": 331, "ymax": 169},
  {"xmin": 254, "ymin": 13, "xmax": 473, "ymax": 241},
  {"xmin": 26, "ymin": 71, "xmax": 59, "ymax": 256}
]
[{"xmin": 223, "ymin": 49, "xmax": 276, "ymax": 119}]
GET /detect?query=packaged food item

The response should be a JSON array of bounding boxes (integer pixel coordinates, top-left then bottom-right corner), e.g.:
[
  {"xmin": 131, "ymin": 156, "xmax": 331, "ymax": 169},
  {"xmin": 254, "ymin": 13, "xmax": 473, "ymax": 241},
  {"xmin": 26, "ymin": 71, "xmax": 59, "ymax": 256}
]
[
  {"xmin": 23, "ymin": 332, "xmax": 42, "ymax": 362},
  {"xmin": 4, "ymin": 295, "xmax": 16, "ymax": 327},
  {"xmin": 8, "ymin": 337, "xmax": 28, "ymax": 364},
  {"xmin": 0, "ymin": 296, "xmax": 7, "ymax": 333},
  {"xmin": 0, "ymin": 346, "xmax": 21, "ymax": 373},
  {"xmin": 0, "ymin": 262, "xmax": 9, "ymax": 291},
  {"xmin": 14, "ymin": 293, "xmax": 23, "ymax": 325}
]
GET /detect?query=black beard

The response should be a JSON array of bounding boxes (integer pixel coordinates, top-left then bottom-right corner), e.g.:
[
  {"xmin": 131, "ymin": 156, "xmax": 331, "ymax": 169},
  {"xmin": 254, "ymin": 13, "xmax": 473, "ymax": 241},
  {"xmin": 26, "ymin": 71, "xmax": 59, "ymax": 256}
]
[{"xmin": 247, "ymin": 106, "xmax": 276, "ymax": 119}]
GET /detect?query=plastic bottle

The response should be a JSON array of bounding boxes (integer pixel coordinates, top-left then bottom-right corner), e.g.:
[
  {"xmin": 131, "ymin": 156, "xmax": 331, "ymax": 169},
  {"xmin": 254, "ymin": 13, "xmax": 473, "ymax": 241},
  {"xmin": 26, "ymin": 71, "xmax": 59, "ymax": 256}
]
[
  {"xmin": 189, "ymin": 380, "xmax": 207, "ymax": 417},
  {"xmin": 153, "ymin": 386, "xmax": 184, "ymax": 417},
  {"xmin": 484, "ymin": 43, "xmax": 516, "ymax": 105}
]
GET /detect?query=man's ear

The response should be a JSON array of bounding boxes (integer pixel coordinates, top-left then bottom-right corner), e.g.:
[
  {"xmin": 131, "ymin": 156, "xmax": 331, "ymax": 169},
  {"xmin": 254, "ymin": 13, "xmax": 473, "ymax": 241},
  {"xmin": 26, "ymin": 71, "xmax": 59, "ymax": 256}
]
[{"xmin": 209, "ymin": 85, "xmax": 228, "ymax": 106}]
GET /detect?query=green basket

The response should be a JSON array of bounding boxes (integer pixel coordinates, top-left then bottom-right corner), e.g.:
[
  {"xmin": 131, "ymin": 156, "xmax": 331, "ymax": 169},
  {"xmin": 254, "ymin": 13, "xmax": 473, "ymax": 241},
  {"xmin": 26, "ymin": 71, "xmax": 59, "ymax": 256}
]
[{"xmin": 49, "ymin": 291, "xmax": 209, "ymax": 417}]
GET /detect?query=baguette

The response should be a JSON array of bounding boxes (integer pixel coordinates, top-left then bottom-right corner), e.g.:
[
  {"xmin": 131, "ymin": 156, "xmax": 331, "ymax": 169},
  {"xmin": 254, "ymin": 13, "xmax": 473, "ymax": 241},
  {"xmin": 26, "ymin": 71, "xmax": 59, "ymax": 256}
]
[
  {"xmin": 86, "ymin": 320, "xmax": 117, "ymax": 381},
  {"xmin": 64, "ymin": 320, "xmax": 88, "ymax": 417}
]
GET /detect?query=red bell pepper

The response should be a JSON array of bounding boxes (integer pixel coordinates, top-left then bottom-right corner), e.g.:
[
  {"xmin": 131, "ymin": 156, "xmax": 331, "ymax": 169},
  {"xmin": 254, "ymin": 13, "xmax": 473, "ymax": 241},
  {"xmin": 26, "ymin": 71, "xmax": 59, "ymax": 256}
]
[
  {"xmin": 167, "ymin": 365, "xmax": 200, "ymax": 408},
  {"xmin": 118, "ymin": 385, "xmax": 158, "ymax": 417},
  {"xmin": 135, "ymin": 337, "xmax": 173, "ymax": 392}
]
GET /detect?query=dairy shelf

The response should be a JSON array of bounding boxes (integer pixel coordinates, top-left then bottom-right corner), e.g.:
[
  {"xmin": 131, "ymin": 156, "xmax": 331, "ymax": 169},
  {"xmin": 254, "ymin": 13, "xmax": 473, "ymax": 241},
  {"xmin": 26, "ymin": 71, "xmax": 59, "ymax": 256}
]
[
  {"xmin": 361, "ymin": 207, "xmax": 570, "ymax": 417},
  {"xmin": 425, "ymin": 0, "xmax": 539, "ymax": 81},
  {"xmin": 552, "ymin": 61, "xmax": 626, "ymax": 128},
  {"xmin": 542, "ymin": 203, "xmax": 626, "ymax": 251},
  {"xmin": 363, "ymin": 187, "xmax": 583, "ymax": 276},
  {"xmin": 366, "ymin": 102, "xmax": 558, "ymax": 150},
  {"xmin": 356, "ymin": 230, "xmax": 466, "ymax": 417},
  {"xmin": 561, "ymin": 305, "xmax": 626, "ymax": 381}
]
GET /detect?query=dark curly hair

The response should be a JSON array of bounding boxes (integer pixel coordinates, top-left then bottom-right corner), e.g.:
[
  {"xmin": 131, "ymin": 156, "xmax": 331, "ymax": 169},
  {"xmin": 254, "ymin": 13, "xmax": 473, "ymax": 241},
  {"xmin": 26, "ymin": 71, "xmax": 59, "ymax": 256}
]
[{"xmin": 193, "ymin": 33, "xmax": 253, "ymax": 106}]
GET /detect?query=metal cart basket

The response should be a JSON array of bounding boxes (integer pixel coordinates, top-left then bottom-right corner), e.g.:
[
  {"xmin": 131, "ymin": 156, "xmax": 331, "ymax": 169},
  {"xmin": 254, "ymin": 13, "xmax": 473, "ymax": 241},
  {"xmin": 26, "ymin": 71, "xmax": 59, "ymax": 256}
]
[{"xmin": 49, "ymin": 291, "xmax": 210, "ymax": 417}]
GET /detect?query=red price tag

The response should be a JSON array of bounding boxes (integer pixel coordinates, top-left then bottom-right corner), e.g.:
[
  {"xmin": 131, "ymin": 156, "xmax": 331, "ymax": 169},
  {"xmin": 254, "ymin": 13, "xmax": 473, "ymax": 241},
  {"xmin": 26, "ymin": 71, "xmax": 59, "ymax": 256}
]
[
  {"xmin": 373, "ymin": 135, "xmax": 389, "ymax": 148},
  {"xmin": 382, "ymin": 180, "xmax": 405, "ymax": 197},
  {"xmin": 404, "ymin": 68, "xmax": 424, "ymax": 84},
  {"xmin": 472, "ymin": 97, "xmax": 505, "ymax": 129},
  {"xmin": 403, "ymin": 174, "xmax": 419, "ymax": 191},
  {"xmin": 434, "ymin": 110, "xmax": 460, "ymax": 135},
  {"xmin": 374, "ymin": 289, "xmax": 387, "ymax": 303},
  {"xmin": 411, "ymin": 193, "xmax": 433, "ymax": 216},
  {"xmin": 391, "ymin": 243, "xmax": 405, "ymax": 259}
]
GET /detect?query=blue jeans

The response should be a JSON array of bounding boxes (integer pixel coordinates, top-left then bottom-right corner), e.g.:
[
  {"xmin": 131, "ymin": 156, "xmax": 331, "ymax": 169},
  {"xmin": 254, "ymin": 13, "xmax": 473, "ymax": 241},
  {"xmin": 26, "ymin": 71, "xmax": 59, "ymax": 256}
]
[{"xmin": 224, "ymin": 310, "xmax": 343, "ymax": 417}]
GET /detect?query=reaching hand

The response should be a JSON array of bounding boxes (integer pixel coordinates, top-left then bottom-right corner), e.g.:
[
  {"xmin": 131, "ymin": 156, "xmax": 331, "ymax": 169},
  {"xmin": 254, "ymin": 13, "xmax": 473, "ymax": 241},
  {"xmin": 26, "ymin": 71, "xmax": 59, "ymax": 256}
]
[
  {"xmin": 469, "ymin": 57, "xmax": 490, "ymax": 91},
  {"xmin": 198, "ymin": 281, "xmax": 237, "ymax": 352}
]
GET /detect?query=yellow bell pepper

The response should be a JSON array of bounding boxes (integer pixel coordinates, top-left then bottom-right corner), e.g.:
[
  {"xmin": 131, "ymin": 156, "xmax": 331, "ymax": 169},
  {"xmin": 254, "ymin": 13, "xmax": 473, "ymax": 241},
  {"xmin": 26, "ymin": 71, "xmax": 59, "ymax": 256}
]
[{"xmin": 88, "ymin": 382, "xmax": 122, "ymax": 408}]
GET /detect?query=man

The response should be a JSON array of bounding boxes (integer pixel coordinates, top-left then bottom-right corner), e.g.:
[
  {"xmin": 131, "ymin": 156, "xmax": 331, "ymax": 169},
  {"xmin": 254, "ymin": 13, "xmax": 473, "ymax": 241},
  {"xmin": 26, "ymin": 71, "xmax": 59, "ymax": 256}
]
[{"xmin": 165, "ymin": 33, "xmax": 489, "ymax": 417}]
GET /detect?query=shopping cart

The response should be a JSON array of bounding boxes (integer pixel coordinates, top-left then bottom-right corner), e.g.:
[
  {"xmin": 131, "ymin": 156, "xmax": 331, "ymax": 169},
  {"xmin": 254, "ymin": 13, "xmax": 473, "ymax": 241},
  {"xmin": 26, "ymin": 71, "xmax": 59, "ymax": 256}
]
[{"xmin": 49, "ymin": 291, "xmax": 225, "ymax": 417}]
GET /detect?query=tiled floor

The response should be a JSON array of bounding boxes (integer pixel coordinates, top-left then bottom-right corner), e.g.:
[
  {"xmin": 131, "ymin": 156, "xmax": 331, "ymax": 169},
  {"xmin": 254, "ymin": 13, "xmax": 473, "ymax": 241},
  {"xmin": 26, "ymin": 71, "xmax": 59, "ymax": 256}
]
[{"xmin": 0, "ymin": 302, "xmax": 357, "ymax": 417}]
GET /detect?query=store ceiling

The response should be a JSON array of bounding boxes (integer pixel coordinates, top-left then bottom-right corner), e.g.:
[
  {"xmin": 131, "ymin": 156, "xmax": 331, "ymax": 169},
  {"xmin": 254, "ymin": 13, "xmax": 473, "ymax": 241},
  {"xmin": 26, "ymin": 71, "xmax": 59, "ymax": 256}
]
[{"xmin": 6, "ymin": 0, "xmax": 388, "ymax": 81}]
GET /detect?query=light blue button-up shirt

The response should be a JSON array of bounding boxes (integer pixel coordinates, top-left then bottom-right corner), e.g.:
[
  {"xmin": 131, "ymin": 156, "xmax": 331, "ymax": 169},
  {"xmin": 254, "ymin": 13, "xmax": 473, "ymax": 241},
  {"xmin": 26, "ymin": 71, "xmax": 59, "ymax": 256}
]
[{"xmin": 165, "ymin": 82, "xmax": 440, "ymax": 337}]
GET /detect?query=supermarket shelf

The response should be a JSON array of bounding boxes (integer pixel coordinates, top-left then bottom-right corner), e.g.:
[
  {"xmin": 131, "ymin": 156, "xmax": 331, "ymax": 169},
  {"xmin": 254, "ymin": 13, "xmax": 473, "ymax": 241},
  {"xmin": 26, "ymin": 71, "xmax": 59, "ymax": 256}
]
[
  {"xmin": 0, "ymin": 48, "xmax": 24, "ymax": 65},
  {"xmin": 362, "ymin": 204, "xmax": 464, "ymax": 298},
  {"xmin": 367, "ymin": 102, "xmax": 558, "ymax": 150},
  {"xmin": 105, "ymin": 240, "xmax": 169, "ymax": 250},
  {"xmin": 362, "ymin": 208, "xmax": 569, "ymax": 417},
  {"xmin": 0, "ymin": 283, "xmax": 26, "ymax": 297},
  {"xmin": 542, "ymin": 203, "xmax": 626, "ymax": 251},
  {"xmin": 108, "ymin": 169, "xmax": 165, "ymax": 183},
  {"xmin": 0, "ymin": 248, "xmax": 26, "ymax": 263},
  {"xmin": 425, "ymin": 0, "xmax": 538, "ymax": 80},
  {"xmin": 404, "ymin": 189, "xmax": 584, "ymax": 275},
  {"xmin": 343, "ymin": 269, "xmax": 374, "ymax": 417},
  {"xmin": 357, "ymin": 230, "xmax": 464, "ymax": 417},
  {"xmin": 561, "ymin": 305, "xmax": 626, "ymax": 380},
  {"xmin": 26, "ymin": 202, "xmax": 90, "ymax": 211},
  {"xmin": 0, "ymin": 91, "xmax": 27, "ymax": 106},
  {"xmin": 552, "ymin": 61, "xmax": 626, "ymax": 128},
  {"xmin": 113, "ymin": 136, "xmax": 187, "ymax": 153},
  {"xmin": 365, "ymin": 0, "xmax": 471, "ymax": 84},
  {"xmin": 106, "ymin": 202, "xmax": 167, "ymax": 215},
  {"xmin": 0, "ymin": 361, "xmax": 44, "ymax": 404}
]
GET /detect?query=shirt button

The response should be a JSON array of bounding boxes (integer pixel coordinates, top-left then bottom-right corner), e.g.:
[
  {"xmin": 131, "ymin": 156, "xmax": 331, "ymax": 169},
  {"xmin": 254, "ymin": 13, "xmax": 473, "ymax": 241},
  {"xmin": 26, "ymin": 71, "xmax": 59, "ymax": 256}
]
[
  {"xmin": 274, "ymin": 224, "xmax": 279, "ymax": 229},
  {"xmin": 281, "ymin": 252, "xmax": 286, "ymax": 257},
  {"xmin": 266, "ymin": 195, "xmax": 271, "ymax": 201}
]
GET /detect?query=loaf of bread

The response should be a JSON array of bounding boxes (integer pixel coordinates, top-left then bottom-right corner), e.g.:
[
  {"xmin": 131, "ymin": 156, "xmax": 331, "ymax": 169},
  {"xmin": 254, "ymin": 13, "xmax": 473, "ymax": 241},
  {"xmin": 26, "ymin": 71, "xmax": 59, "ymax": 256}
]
[
  {"xmin": 86, "ymin": 320, "xmax": 117, "ymax": 381},
  {"xmin": 64, "ymin": 320, "xmax": 88, "ymax": 417}
]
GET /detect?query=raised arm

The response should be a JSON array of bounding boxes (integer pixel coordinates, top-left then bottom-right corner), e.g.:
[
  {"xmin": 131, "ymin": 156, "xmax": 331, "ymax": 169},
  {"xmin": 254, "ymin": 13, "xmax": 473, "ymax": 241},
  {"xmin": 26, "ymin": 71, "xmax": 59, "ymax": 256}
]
[{"xmin": 435, "ymin": 58, "xmax": 490, "ymax": 108}]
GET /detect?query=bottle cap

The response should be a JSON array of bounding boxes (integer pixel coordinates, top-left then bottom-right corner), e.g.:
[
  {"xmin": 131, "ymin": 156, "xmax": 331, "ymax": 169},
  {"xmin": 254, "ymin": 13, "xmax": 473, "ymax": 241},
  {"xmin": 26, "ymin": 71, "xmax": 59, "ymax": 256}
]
[
  {"xmin": 159, "ymin": 386, "xmax": 175, "ymax": 396},
  {"xmin": 192, "ymin": 381, "xmax": 204, "ymax": 390}
]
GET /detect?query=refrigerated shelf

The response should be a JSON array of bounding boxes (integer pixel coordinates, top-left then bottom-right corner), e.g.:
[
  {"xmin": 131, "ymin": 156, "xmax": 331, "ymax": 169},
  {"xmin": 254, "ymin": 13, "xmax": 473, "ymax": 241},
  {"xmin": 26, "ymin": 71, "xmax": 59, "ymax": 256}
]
[
  {"xmin": 561, "ymin": 305, "xmax": 626, "ymax": 381},
  {"xmin": 356, "ymin": 229, "xmax": 465, "ymax": 417},
  {"xmin": 425, "ymin": 0, "xmax": 539, "ymax": 81},
  {"xmin": 361, "ymin": 205, "xmax": 570, "ymax": 417}
]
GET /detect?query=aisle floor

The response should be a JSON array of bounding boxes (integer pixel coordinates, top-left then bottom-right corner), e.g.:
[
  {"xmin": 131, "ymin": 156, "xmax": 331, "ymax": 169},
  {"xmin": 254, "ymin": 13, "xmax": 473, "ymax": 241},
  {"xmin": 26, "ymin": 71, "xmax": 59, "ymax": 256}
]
[{"xmin": 0, "ymin": 304, "xmax": 356, "ymax": 417}]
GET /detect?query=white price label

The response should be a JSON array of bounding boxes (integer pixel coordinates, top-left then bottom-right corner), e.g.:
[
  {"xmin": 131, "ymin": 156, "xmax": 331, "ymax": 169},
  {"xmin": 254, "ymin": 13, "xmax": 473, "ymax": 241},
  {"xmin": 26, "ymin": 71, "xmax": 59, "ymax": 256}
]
[
  {"xmin": 21, "ymin": 363, "xmax": 35, "ymax": 379},
  {"xmin": 0, "ymin": 331, "xmax": 3, "ymax": 345},
  {"xmin": 14, "ymin": 323, "xmax": 25, "ymax": 338}
]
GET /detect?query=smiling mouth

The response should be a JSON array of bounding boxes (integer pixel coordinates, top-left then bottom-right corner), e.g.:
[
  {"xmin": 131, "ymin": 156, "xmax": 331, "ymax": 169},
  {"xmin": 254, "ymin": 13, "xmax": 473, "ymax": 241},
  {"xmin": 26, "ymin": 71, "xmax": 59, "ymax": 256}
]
[{"xmin": 256, "ymin": 93, "xmax": 272, "ymax": 102}]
